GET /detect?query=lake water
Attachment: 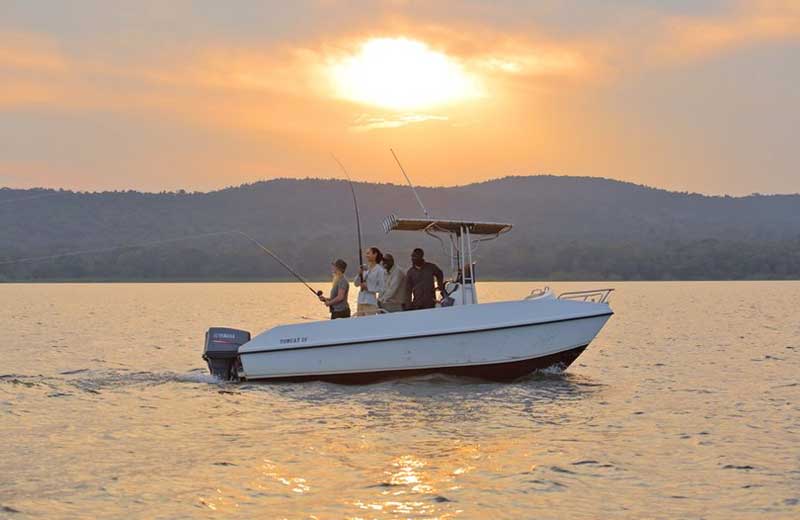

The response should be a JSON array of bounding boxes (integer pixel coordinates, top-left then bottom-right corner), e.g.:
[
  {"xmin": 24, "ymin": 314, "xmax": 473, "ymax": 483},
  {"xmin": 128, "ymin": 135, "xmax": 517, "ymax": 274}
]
[{"xmin": 1, "ymin": 282, "xmax": 798, "ymax": 519}]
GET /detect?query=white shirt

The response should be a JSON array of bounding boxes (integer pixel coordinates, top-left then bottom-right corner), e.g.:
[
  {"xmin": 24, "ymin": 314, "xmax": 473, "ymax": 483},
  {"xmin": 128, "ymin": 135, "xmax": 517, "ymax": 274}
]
[
  {"xmin": 356, "ymin": 263, "xmax": 386, "ymax": 306},
  {"xmin": 379, "ymin": 266, "xmax": 407, "ymax": 307}
]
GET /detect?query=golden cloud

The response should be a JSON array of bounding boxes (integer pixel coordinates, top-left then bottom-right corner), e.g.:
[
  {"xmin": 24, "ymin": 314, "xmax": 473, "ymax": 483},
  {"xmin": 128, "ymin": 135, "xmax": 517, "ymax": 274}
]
[
  {"xmin": 658, "ymin": 0, "xmax": 800, "ymax": 62},
  {"xmin": 0, "ymin": 32, "xmax": 68, "ymax": 73},
  {"xmin": 1, "ymin": 2, "xmax": 797, "ymax": 133}
]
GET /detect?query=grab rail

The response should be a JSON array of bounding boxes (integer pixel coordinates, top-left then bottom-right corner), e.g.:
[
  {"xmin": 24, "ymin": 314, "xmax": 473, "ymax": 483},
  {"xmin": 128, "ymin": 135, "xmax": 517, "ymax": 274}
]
[
  {"xmin": 558, "ymin": 288, "xmax": 614, "ymax": 304},
  {"xmin": 525, "ymin": 286, "xmax": 551, "ymax": 300}
]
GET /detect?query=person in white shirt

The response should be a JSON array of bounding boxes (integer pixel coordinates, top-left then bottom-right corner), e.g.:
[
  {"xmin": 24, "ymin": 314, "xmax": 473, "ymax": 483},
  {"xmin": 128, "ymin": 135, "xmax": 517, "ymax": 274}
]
[
  {"xmin": 378, "ymin": 253, "xmax": 407, "ymax": 312},
  {"xmin": 355, "ymin": 246, "xmax": 386, "ymax": 316}
]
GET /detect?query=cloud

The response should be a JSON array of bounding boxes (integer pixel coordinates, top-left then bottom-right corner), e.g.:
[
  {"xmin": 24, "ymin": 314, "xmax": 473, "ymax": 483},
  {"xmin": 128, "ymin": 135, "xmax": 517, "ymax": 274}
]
[
  {"xmin": 351, "ymin": 113, "xmax": 448, "ymax": 131},
  {"xmin": 0, "ymin": 32, "xmax": 72, "ymax": 107},
  {"xmin": 1, "ymin": 2, "xmax": 798, "ymax": 192},
  {"xmin": 0, "ymin": 31, "xmax": 68, "ymax": 73},
  {"xmin": 0, "ymin": 18, "xmax": 602, "ymax": 119},
  {"xmin": 656, "ymin": 0, "xmax": 800, "ymax": 62}
]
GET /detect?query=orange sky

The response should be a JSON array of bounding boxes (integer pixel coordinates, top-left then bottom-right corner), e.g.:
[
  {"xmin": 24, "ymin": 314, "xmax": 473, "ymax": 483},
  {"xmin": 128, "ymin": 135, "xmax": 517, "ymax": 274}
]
[{"xmin": 0, "ymin": 1, "xmax": 798, "ymax": 194}]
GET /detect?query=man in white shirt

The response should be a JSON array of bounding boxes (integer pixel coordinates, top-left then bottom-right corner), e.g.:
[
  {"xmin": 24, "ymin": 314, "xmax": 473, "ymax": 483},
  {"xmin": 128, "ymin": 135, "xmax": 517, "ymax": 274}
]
[{"xmin": 379, "ymin": 253, "xmax": 407, "ymax": 312}]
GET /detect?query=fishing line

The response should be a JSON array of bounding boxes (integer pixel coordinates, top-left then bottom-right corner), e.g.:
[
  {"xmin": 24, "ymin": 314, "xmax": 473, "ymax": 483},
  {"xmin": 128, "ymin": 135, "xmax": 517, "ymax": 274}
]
[
  {"xmin": 0, "ymin": 229, "xmax": 323, "ymax": 297},
  {"xmin": 0, "ymin": 231, "xmax": 233, "ymax": 266},
  {"xmin": 0, "ymin": 192, "xmax": 60, "ymax": 206},
  {"xmin": 232, "ymin": 231, "xmax": 322, "ymax": 297},
  {"xmin": 390, "ymin": 148, "xmax": 430, "ymax": 217}
]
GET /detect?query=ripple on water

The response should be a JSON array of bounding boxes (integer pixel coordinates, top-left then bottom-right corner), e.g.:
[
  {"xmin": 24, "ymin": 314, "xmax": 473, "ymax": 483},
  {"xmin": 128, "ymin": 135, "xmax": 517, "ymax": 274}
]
[{"xmin": 3, "ymin": 281, "xmax": 800, "ymax": 519}]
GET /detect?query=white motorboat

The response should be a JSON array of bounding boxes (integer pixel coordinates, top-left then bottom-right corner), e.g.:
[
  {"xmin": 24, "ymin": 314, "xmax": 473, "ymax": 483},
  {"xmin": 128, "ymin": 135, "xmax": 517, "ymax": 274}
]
[{"xmin": 203, "ymin": 216, "xmax": 613, "ymax": 383}]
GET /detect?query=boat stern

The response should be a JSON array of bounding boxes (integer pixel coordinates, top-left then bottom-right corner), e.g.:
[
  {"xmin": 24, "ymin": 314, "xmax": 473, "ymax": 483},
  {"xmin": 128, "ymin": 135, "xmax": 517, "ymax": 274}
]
[{"xmin": 202, "ymin": 327, "xmax": 250, "ymax": 381}]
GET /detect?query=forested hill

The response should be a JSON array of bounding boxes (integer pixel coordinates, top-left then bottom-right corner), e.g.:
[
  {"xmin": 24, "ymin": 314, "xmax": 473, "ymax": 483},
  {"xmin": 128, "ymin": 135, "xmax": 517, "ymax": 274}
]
[{"xmin": 2, "ymin": 176, "xmax": 800, "ymax": 281}]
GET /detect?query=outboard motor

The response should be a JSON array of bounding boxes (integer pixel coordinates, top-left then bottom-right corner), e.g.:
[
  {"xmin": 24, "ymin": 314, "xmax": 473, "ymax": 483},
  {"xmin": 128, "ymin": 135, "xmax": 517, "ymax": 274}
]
[{"xmin": 203, "ymin": 327, "xmax": 251, "ymax": 381}]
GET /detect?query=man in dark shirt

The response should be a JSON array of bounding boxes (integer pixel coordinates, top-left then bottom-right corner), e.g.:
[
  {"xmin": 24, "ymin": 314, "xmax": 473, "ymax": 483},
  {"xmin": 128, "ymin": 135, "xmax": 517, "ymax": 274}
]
[{"xmin": 405, "ymin": 248, "xmax": 444, "ymax": 310}]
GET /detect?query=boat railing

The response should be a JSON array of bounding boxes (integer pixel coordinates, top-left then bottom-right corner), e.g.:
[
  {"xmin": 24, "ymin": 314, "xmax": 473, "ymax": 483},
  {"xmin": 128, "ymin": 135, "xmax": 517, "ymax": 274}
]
[
  {"xmin": 525, "ymin": 286, "xmax": 552, "ymax": 300},
  {"xmin": 557, "ymin": 288, "xmax": 614, "ymax": 304}
]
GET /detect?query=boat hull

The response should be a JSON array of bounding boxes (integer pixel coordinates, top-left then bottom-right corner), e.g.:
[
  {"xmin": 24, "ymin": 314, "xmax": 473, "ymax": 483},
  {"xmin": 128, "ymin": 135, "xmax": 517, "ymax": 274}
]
[
  {"xmin": 237, "ymin": 305, "xmax": 611, "ymax": 383},
  {"xmin": 243, "ymin": 344, "xmax": 588, "ymax": 384}
]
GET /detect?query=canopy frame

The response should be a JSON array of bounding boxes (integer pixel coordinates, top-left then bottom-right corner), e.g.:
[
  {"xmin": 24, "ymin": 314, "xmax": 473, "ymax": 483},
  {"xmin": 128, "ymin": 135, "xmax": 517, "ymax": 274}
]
[
  {"xmin": 382, "ymin": 215, "xmax": 512, "ymax": 236},
  {"xmin": 382, "ymin": 215, "xmax": 513, "ymax": 305}
]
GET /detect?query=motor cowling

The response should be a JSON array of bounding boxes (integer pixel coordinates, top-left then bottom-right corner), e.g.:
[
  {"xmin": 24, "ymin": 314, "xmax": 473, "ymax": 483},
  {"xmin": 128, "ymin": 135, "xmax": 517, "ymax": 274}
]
[{"xmin": 203, "ymin": 327, "xmax": 251, "ymax": 381}]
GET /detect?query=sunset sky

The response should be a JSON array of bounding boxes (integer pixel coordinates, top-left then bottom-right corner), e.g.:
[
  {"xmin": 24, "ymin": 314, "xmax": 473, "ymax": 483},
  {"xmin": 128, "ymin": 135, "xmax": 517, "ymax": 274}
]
[{"xmin": 1, "ymin": 1, "xmax": 798, "ymax": 195}]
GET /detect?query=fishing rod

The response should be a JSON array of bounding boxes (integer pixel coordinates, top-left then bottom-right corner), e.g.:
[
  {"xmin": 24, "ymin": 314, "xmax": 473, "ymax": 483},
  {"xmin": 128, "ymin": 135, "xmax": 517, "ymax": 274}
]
[
  {"xmin": 331, "ymin": 153, "xmax": 365, "ymax": 283},
  {"xmin": 0, "ymin": 229, "xmax": 323, "ymax": 298},
  {"xmin": 390, "ymin": 148, "xmax": 430, "ymax": 218},
  {"xmin": 233, "ymin": 231, "xmax": 322, "ymax": 297}
]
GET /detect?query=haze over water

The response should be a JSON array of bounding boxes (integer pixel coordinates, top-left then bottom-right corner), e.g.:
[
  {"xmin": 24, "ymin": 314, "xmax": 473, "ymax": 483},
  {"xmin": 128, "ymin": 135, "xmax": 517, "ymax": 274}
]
[{"xmin": 1, "ymin": 281, "xmax": 798, "ymax": 518}]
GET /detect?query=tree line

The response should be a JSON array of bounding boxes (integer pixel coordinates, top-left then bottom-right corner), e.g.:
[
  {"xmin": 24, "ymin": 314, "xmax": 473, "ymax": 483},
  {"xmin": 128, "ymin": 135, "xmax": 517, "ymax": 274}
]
[{"xmin": 2, "ymin": 176, "xmax": 799, "ymax": 281}]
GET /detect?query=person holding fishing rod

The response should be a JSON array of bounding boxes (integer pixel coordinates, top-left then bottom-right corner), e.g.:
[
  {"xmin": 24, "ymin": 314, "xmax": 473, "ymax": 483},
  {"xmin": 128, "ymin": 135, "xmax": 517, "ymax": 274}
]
[
  {"xmin": 331, "ymin": 154, "xmax": 380, "ymax": 317},
  {"xmin": 319, "ymin": 259, "xmax": 351, "ymax": 319},
  {"xmin": 355, "ymin": 247, "xmax": 386, "ymax": 316}
]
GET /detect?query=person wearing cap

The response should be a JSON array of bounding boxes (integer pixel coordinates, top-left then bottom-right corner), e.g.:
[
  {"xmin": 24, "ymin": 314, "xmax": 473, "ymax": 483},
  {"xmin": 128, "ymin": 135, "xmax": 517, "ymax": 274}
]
[
  {"xmin": 319, "ymin": 259, "xmax": 351, "ymax": 319},
  {"xmin": 378, "ymin": 253, "xmax": 407, "ymax": 312},
  {"xmin": 405, "ymin": 248, "xmax": 444, "ymax": 310}
]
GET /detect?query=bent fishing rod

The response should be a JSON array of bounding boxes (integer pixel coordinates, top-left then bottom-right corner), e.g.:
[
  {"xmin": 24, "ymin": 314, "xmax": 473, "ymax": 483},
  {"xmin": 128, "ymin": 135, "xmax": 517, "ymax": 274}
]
[
  {"xmin": 331, "ymin": 153, "xmax": 365, "ymax": 284},
  {"xmin": 0, "ymin": 230, "xmax": 323, "ymax": 298}
]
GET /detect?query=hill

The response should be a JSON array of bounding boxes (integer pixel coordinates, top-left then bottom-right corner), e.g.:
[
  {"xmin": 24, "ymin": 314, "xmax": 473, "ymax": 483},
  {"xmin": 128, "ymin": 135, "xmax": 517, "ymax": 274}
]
[{"xmin": 2, "ymin": 176, "xmax": 800, "ymax": 281}]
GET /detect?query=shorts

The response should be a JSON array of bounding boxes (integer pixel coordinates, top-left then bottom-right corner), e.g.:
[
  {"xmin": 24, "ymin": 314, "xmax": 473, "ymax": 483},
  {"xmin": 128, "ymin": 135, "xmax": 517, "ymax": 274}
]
[
  {"xmin": 356, "ymin": 303, "xmax": 380, "ymax": 316},
  {"xmin": 330, "ymin": 308, "xmax": 351, "ymax": 319}
]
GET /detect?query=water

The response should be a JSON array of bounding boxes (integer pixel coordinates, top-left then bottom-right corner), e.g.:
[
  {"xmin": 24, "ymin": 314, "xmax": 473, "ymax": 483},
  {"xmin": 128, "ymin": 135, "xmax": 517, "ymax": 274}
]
[{"xmin": 1, "ymin": 282, "xmax": 798, "ymax": 519}]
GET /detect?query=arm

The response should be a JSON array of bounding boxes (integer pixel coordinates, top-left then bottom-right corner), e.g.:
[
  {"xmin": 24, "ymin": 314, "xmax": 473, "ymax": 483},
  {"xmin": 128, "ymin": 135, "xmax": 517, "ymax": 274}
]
[
  {"xmin": 326, "ymin": 286, "xmax": 347, "ymax": 306},
  {"xmin": 405, "ymin": 269, "xmax": 415, "ymax": 307},
  {"xmin": 380, "ymin": 270, "xmax": 401, "ymax": 302},
  {"xmin": 433, "ymin": 264, "xmax": 444, "ymax": 293}
]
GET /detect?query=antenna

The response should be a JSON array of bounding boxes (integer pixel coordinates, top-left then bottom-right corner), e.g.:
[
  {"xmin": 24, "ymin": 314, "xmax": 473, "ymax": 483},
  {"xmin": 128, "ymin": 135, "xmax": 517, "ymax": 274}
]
[{"xmin": 390, "ymin": 148, "xmax": 429, "ymax": 218}]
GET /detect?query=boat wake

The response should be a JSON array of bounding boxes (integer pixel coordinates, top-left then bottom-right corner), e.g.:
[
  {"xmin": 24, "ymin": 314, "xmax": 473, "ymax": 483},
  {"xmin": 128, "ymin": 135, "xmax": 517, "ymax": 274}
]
[
  {"xmin": 0, "ymin": 368, "xmax": 227, "ymax": 395},
  {"xmin": 1, "ymin": 365, "xmax": 597, "ymax": 395}
]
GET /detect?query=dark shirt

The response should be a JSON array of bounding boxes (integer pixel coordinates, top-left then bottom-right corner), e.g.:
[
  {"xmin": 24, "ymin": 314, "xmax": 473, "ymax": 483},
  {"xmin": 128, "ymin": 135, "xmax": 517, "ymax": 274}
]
[{"xmin": 405, "ymin": 262, "xmax": 444, "ymax": 310}]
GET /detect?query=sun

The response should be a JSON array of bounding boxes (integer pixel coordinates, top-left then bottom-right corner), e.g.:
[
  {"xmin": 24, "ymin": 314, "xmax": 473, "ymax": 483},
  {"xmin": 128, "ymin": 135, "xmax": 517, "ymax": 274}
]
[{"xmin": 328, "ymin": 37, "xmax": 483, "ymax": 111}]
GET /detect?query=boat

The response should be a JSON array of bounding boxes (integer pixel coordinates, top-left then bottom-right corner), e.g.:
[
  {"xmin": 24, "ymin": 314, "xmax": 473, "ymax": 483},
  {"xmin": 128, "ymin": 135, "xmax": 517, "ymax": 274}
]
[{"xmin": 202, "ymin": 215, "xmax": 614, "ymax": 383}]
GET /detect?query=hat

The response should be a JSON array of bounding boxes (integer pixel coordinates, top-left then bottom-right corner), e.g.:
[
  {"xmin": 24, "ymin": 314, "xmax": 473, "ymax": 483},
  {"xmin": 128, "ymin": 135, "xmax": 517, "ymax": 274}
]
[{"xmin": 332, "ymin": 259, "xmax": 347, "ymax": 272}]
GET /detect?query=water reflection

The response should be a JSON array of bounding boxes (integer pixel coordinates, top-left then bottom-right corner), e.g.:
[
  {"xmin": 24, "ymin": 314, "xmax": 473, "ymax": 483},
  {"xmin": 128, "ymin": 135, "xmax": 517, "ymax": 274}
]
[
  {"xmin": 352, "ymin": 454, "xmax": 459, "ymax": 518},
  {"xmin": 233, "ymin": 372, "xmax": 602, "ymax": 444},
  {"xmin": 5, "ymin": 282, "xmax": 799, "ymax": 518},
  {"xmin": 260, "ymin": 459, "xmax": 311, "ymax": 494}
]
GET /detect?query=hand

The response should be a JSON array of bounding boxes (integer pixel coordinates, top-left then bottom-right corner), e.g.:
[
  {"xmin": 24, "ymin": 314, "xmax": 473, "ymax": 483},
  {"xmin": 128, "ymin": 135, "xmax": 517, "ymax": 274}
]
[{"xmin": 360, "ymin": 283, "xmax": 368, "ymax": 290}]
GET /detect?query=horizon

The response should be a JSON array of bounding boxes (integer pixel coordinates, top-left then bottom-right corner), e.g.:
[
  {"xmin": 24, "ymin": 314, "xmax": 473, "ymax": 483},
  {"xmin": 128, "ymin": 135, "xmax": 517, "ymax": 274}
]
[
  {"xmin": 2, "ymin": 173, "xmax": 800, "ymax": 199},
  {"xmin": 1, "ymin": 2, "xmax": 798, "ymax": 195}
]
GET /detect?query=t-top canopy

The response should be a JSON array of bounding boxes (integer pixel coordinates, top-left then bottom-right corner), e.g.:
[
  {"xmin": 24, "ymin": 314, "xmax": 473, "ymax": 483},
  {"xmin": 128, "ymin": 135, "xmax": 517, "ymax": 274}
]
[{"xmin": 382, "ymin": 214, "xmax": 513, "ymax": 236}]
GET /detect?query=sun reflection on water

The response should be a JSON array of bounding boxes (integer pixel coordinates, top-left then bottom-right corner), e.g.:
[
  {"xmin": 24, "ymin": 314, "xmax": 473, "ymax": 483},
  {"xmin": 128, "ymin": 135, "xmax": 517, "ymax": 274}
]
[
  {"xmin": 348, "ymin": 453, "xmax": 470, "ymax": 518},
  {"xmin": 259, "ymin": 458, "xmax": 311, "ymax": 494}
]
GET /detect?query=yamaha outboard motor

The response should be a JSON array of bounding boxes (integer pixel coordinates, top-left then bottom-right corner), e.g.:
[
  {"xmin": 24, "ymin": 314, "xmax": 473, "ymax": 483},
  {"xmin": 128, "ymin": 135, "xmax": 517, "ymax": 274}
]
[{"xmin": 203, "ymin": 327, "xmax": 251, "ymax": 381}]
